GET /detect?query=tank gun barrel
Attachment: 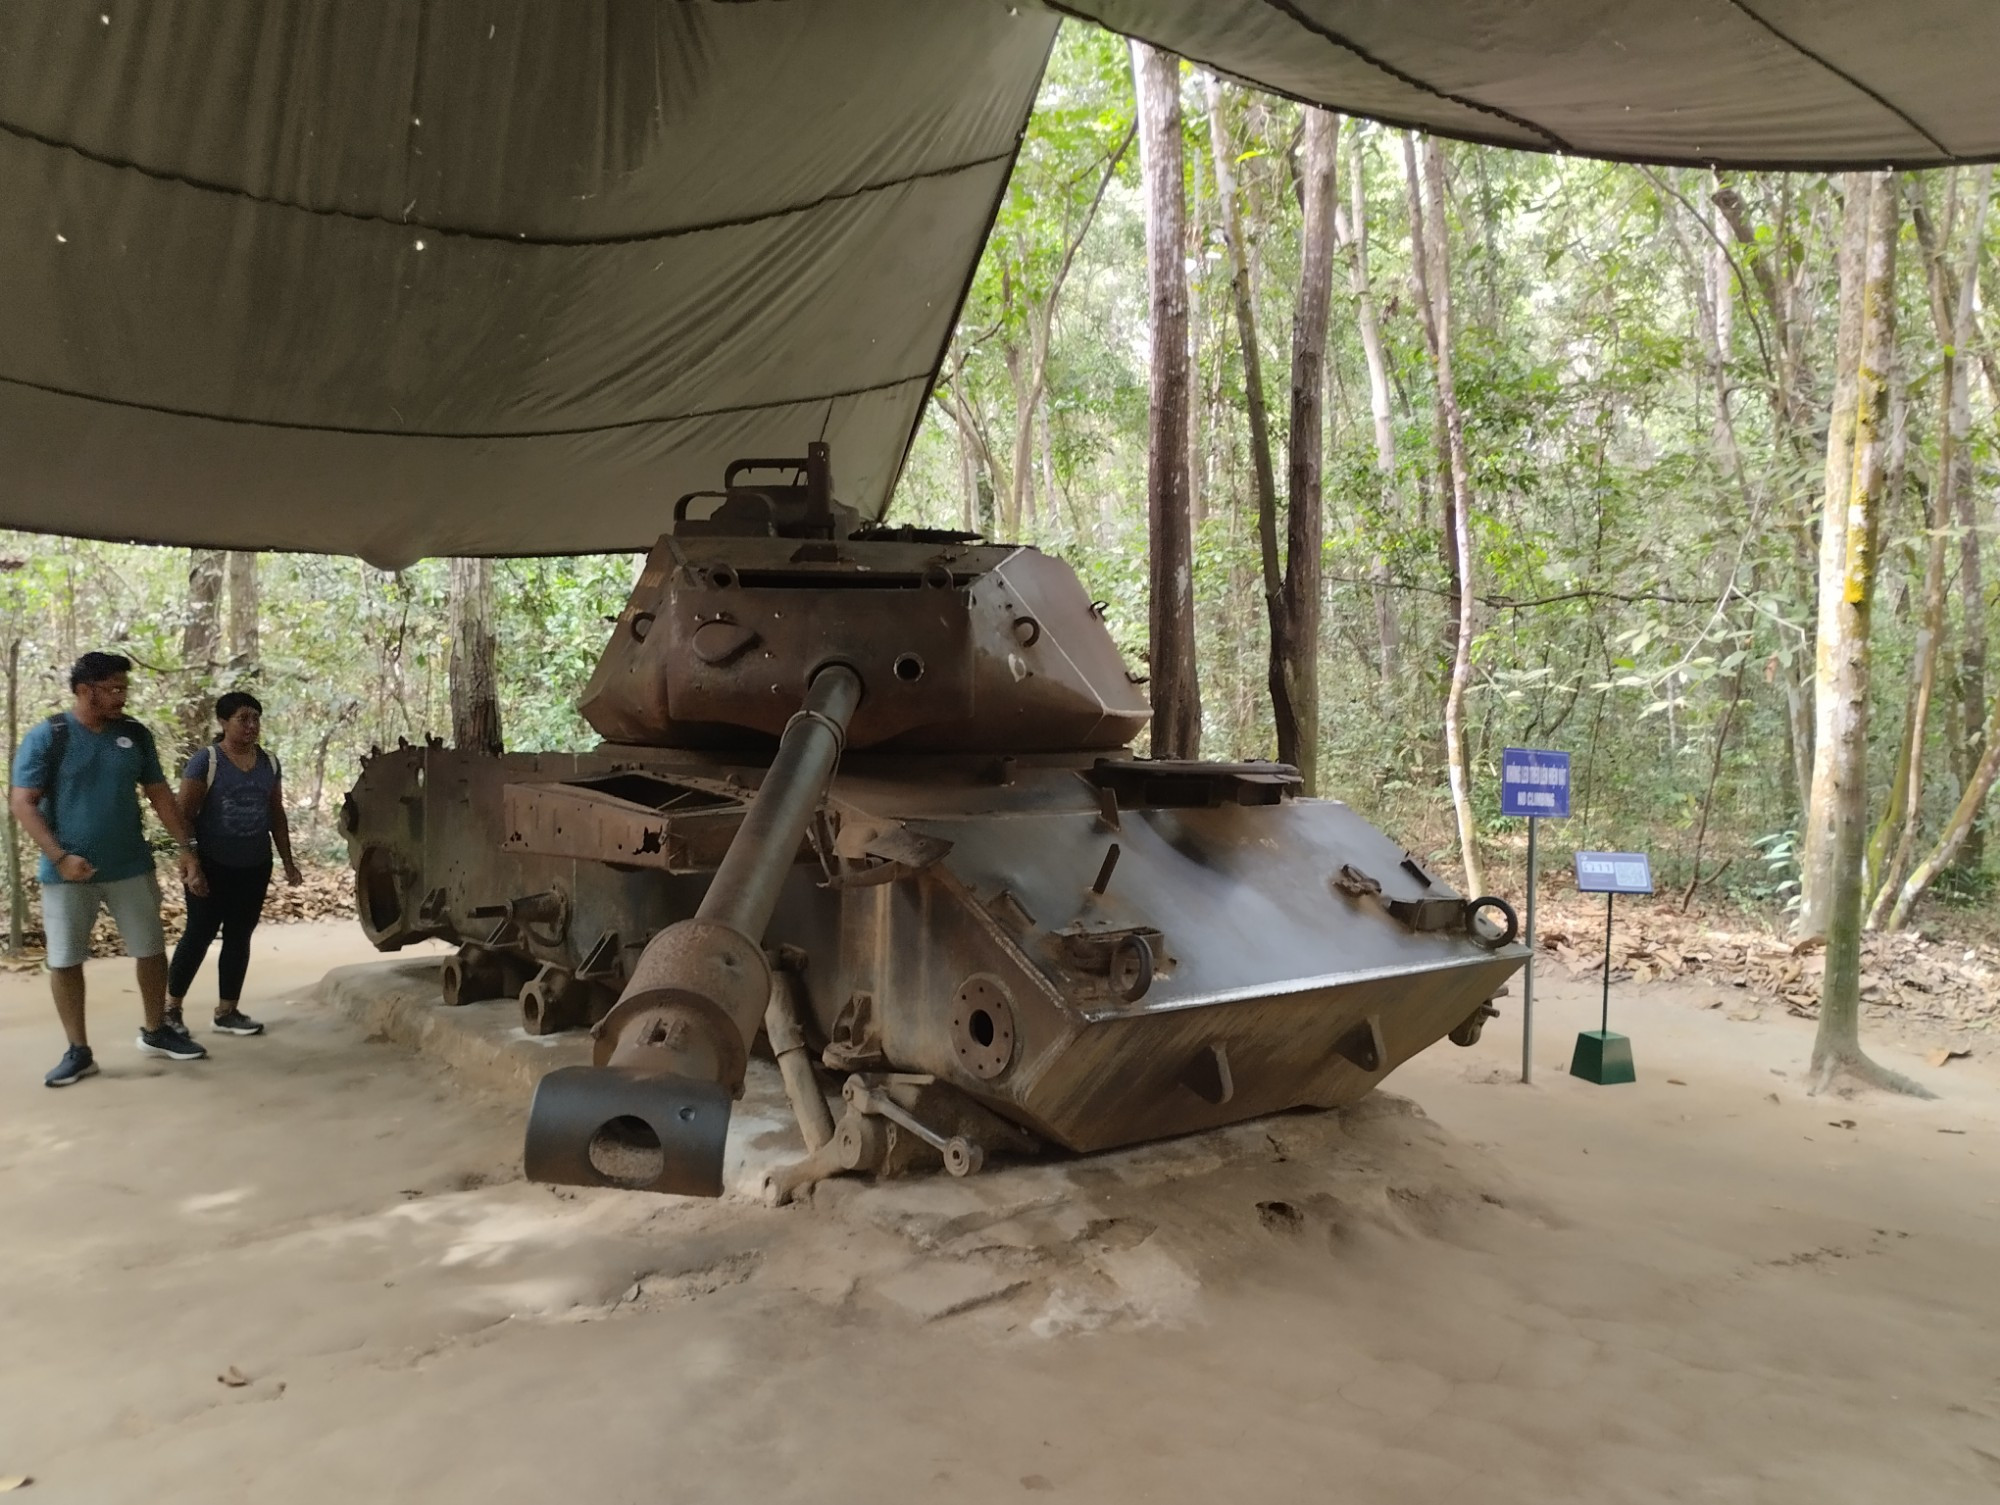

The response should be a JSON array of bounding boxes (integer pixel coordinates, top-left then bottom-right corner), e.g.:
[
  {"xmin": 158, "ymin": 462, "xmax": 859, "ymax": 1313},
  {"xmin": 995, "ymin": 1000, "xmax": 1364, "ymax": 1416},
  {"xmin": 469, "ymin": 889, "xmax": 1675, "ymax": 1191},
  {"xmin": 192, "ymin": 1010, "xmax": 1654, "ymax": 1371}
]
[
  {"xmin": 522, "ymin": 664, "xmax": 862, "ymax": 1196},
  {"xmin": 697, "ymin": 664, "xmax": 860, "ymax": 936}
]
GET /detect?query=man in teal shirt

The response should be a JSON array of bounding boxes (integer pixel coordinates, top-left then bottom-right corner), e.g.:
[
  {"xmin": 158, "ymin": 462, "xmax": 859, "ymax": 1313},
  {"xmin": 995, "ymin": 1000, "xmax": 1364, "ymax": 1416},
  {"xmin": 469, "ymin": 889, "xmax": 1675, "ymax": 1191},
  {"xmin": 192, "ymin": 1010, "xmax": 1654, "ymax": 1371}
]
[{"xmin": 9, "ymin": 652, "xmax": 210, "ymax": 1085}]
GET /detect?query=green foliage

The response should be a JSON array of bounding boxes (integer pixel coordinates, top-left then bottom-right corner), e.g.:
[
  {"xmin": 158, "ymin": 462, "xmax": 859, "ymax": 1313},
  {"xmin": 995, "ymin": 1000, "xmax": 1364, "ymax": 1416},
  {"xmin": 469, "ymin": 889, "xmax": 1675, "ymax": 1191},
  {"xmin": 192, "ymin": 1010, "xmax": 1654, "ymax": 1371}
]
[
  {"xmin": 1743, "ymin": 829, "xmax": 1804, "ymax": 911},
  {"xmin": 0, "ymin": 539, "xmax": 637, "ymax": 861}
]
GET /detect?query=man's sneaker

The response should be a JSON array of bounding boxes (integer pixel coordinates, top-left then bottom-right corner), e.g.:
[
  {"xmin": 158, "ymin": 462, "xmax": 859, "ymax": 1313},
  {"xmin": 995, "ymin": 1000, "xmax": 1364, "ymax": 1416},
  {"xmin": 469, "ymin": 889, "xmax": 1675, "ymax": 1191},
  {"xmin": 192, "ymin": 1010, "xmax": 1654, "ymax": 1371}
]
[
  {"xmin": 212, "ymin": 1010, "xmax": 264, "ymax": 1037},
  {"xmin": 45, "ymin": 1044, "xmax": 99, "ymax": 1088},
  {"xmin": 163, "ymin": 1006, "xmax": 191, "ymax": 1039},
  {"xmin": 136, "ymin": 1026, "xmax": 208, "ymax": 1061}
]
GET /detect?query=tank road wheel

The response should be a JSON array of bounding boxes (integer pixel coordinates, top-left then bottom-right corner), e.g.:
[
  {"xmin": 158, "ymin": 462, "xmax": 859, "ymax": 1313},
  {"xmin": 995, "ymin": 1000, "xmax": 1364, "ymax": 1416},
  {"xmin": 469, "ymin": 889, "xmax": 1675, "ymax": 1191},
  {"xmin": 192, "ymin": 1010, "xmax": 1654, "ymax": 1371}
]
[
  {"xmin": 441, "ymin": 946, "xmax": 508, "ymax": 1008},
  {"xmin": 520, "ymin": 965, "xmax": 593, "ymax": 1036},
  {"xmin": 836, "ymin": 1113, "xmax": 889, "ymax": 1173},
  {"xmin": 1449, "ymin": 1002, "xmax": 1502, "ymax": 1047},
  {"xmin": 943, "ymin": 1137, "xmax": 985, "ymax": 1178}
]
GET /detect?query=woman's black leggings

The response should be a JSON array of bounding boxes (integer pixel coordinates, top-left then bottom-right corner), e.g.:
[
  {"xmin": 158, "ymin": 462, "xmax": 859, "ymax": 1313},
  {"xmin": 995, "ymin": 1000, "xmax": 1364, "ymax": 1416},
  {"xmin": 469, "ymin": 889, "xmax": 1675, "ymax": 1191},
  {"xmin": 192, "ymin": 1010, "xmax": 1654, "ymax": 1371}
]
[{"xmin": 168, "ymin": 861, "xmax": 271, "ymax": 1004}]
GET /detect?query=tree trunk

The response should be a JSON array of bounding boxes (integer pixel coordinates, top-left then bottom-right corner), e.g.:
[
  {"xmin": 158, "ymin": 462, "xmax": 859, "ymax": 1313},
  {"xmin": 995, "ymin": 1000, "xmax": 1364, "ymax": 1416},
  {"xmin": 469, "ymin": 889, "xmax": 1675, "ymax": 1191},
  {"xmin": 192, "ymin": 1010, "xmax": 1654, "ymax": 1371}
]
[
  {"xmin": 302, "ymin": 701, "xmax": 357, "ymax": 840},
  {"xmin": 1796, "ymin": 178, "xmax": 1873, "ymax": 937},
  {"xmin": 1340, "ymin": 123, "xmax": 1400, "ymax": 683},
  {"xmin": 1872, "ymin": 166, "xmax": 1992, "ymax": 926},
  {"xmin": 997, "ymin": 124, "xmax": 1133, "ymax": 542},
  {"xmin": 225, "ymin": 551, "xmax": 260, "ymax": 679},
  {"xmin": 953, "ymin": 381, "xmax": 978, "ymax": 534},
  {"xmin": 1268, "ymin": 107, "xmax": 1337, "ymax": 794},
  {"xmin": 1002, "ymin": 333, "xmax": 1036, "ymax": 537},
  {"xmin": 1132, "ymin": 40, "xmax": 1201, "ymax": 758},
  {"xmin": 1681, "ymin": 663, "xmax": 1747, "ymax": 910},
  {"xmin": 1186, "ymin": 137, "xmax": 1206, "ymax": 531},
  {"xmin": 1889, "ymin": 695, "xmax": 2000, "ymax": 929},
  {"xmin": 1955, "ymin": 346, "xmax": 1991, "ymax": 870},
  {"xmin": 1713, "ymin": 180, "xmax": 1820, "ymax": 827},
  {"xmin": 1409, "ymin": 135, "xmax": 1483, "ymax": 897},
  {"xmin": 937, "ymin": 384, "xmax": 1004, "ymax": 537},
  {"xmin": 179, "ymin": 548, "xmax": 226, "ymax": 755},
  {"xmin": 1039, "ymin": 395, "xmax": 1065, "ymax": 534},
  {"xmin": 1203, "ymin": 74, "xmax": 1280, "ymax": 599},
  {"xmin": 1807, "ymin": 173, "xmax": 1929, "ymax": 1098},
  {"xmin": 448, "ymin": 557, "xmax": 503, "ymax": 756},
  {"xmin": 1403, "ymin": 135, "xmax": 1454, "ymax": 610},
  {"xmin": 1862, "ymin": 360, "xmax": 1919, "ymax": 915}
]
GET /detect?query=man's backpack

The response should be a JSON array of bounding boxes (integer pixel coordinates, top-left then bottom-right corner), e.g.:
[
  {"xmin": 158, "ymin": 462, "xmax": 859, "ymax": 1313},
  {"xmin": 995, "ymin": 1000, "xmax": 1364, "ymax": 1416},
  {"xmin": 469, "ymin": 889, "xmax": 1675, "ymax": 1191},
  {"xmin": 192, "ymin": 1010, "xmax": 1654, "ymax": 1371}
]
[{"xmin": 40, "ymin": 712, "xmax": 159, "ymax": 840}]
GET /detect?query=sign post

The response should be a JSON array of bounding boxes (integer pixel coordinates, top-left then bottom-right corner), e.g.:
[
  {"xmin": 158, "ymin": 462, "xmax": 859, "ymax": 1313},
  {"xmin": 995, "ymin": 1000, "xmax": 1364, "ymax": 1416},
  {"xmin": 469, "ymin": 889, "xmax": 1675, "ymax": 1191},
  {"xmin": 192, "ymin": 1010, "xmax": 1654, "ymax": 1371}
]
[
  {"xmin": 1500, "ymin": 748, "xmax": 1571, "ymax": 1083},
  {"xmin": 1570, "ymin": 850, "xmax": 1653, "ymax": 1085}
]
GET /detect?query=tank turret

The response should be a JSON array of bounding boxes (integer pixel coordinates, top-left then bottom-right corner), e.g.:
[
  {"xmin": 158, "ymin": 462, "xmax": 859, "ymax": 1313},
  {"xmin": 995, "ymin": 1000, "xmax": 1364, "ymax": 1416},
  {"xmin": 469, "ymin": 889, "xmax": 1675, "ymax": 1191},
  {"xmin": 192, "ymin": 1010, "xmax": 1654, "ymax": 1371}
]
[{"xmin": 577, "ymin": 451, "xmax": 1148, "ymax": 753}]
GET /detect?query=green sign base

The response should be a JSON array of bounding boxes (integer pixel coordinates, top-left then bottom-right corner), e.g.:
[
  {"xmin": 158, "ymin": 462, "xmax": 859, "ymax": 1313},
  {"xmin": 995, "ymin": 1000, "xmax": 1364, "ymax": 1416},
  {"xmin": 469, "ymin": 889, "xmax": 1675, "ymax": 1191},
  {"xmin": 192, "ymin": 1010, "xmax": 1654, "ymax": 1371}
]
[{"xmin": 1569, "ymin": 1029, "xmax": 1636, "ymax": 1085}]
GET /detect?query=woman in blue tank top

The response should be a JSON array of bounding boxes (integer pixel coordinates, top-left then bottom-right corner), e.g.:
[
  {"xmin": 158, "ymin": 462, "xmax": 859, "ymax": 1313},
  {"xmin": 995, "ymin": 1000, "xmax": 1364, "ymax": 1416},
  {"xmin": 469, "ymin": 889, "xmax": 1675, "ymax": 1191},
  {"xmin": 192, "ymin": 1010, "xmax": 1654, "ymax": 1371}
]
[{"xmin": 164, "ymin": 692, "xmax": 303, "ymax": 1037}]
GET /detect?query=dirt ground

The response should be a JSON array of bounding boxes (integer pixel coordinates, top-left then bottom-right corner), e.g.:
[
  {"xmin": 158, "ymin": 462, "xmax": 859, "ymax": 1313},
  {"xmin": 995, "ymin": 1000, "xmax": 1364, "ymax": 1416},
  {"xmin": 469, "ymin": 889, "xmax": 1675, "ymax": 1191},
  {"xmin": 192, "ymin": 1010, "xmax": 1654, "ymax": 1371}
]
[{"xmin": 2, "ymin": 922, "xmax": 1998, "ymax": 1503}]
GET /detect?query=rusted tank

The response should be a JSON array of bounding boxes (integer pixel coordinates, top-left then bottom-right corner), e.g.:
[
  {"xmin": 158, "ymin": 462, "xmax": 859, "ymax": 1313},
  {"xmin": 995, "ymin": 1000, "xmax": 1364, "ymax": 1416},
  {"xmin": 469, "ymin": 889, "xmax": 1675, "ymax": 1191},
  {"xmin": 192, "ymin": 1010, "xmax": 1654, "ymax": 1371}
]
[{"xmin": 344, "ymin": 445, "xmax": 1525, "ymax": 1199}]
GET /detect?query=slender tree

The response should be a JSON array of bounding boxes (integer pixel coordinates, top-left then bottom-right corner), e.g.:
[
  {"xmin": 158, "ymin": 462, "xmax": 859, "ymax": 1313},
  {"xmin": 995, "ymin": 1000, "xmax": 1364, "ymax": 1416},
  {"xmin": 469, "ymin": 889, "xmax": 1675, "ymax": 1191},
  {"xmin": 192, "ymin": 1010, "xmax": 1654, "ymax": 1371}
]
[
  {"xmin": 448, "ymin": 557, "xmax": 503, "ymax": 756},
  {"xmin": 1883, "ymin": 168, "xmax": 2000, "ymax": 929},
  {"xmin": 179, "ymin": 548, "xmax": 225, "ymax": 755},
  {"xmin": 997, "ymin": 124, "xmax": 1135, "ymax": 537},
  {"xmin": 1796, "ymin": 179, "xmax": 1873, "ymax": 937},
  {"xmin": 1203, "ymin": 74, "xmax": 1280, "ymax": 600},
  {"xmin": 1952, "ymin": 226, "xmax": 1993, "ymax": 877},
  {"xmin": 1131, "ymin": 39, "xmax": 1201, "ymax": 756},
  {"xmin": 1338, "ymin": 123, "xmax": 1400, "ymax": 682},
  {"xmin": 1267, "ymin": 107, "xmax": 1338, "ymax": 793},
  {"xmin": 1861, "ymin": 356, "xmax": 1914, "ymax": 903},
  {"xmin": 934, "ymin": 356, "xmax": 1003, "ymax": 538},
  {"xmin": 1807, "ymin": 173, "xmax": 1929, "ymax": 1098},
  {"xmin": 226, "ymin": 551, "xmax": 260, "ymax": 680},
  {"xmin": 1408, "ymin": 134, "xmax": 1484, "ymax": 896},
  {"xmin": 1888, "ymin": 702, "xmax": 2000, "ymax": 930},
  {"xmin": 1873, "ymin": 166, "xmax": 1993, "ymax": 926},
  {"xmin": 1713, "ymin": 178, "xmax": 1822, "ymax": 823}
]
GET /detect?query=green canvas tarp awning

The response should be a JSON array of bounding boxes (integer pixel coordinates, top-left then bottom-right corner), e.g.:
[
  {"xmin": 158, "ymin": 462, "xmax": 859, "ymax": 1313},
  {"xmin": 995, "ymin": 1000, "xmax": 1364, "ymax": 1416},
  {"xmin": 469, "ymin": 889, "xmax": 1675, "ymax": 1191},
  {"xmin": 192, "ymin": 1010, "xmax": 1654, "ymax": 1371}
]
[
  {"xmin": 2, "ymin": 0, "xmax": 1995, "ymax": 563},
  {"xmin": 1057, "ymin": 1, "xmax": 1998, "ymax": 168}
]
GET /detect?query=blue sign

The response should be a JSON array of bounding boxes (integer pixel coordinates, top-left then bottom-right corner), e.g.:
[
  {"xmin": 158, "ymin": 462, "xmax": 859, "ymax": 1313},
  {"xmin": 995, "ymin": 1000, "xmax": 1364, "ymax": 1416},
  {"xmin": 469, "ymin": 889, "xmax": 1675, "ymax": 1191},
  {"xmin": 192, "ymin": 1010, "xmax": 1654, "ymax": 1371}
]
[
  {"xmin": 1500, "ymin": 747, "xmax": 1571, "ymax": 818},
  {"xmin": 1575, "ymin": 851, "xmax": 1654, "ymax": 895}
]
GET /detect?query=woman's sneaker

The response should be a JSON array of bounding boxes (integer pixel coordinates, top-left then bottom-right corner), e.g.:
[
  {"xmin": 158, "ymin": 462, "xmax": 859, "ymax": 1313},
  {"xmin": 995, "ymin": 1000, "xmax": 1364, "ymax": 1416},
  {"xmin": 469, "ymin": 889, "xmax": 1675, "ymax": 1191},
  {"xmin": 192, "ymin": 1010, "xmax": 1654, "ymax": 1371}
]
[
  {"xmin": 212, "ymin": 1010, "xmax": 264, "ymax": 1037},
  {"xmin": 45, "ymin": 1044, "xmax": 99, "ymax": 1087},
  {"xmin": 164, "ymin": 1006, "xmax": 191, "ymax": 1039},
  {"xmin": 136, "ymin": 1026, "xmax": 208, "ymax": 1061}
]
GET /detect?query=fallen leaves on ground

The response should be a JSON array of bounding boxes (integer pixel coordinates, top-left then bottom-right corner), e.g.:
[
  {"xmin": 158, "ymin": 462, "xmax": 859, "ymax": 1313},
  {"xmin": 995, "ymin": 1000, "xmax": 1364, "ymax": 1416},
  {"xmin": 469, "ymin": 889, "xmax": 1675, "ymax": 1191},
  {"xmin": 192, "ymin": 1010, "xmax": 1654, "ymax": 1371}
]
[{"xmin": 1536, "ymin": 894, "xmax": 1999, "ymax": 1036}]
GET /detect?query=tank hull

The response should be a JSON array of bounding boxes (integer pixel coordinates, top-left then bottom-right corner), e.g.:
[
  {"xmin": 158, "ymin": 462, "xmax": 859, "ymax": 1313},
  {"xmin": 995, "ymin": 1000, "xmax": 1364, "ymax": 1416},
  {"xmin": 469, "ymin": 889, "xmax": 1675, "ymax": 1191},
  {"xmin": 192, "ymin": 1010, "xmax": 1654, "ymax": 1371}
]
[{"xmin": 345, "ymin": 743, "xmax": 1524, "ymax": 1156}]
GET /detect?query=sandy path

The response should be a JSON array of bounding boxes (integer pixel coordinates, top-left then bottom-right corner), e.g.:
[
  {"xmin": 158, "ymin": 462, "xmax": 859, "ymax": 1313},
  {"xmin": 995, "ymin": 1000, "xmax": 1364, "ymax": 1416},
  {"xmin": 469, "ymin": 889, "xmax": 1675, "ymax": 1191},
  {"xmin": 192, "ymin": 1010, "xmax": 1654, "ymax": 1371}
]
[{"xmin": 1, "ymin": 922, "xmax": 1996, "ymax": 1503}]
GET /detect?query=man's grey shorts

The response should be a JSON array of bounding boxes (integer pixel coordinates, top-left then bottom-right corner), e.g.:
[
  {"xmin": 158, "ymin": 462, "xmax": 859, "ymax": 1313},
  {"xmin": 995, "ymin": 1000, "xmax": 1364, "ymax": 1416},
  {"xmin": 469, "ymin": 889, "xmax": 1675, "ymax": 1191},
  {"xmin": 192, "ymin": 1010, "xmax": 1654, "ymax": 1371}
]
[{"xmin": 41, "ymin": 873, "xmax": 165, "ymax": 970}]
